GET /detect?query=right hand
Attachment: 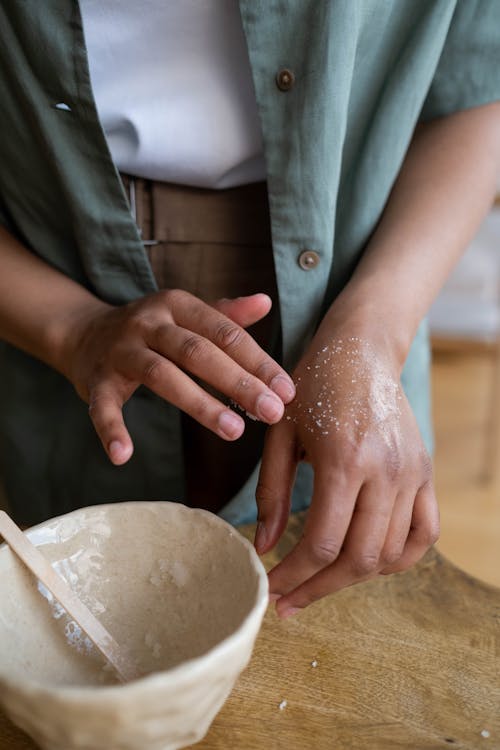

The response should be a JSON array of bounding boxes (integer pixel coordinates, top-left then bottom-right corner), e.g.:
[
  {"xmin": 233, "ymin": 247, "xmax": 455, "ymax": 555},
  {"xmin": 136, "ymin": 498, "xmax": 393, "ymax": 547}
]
[{"xmin": 61, "ymin": 290, "xmax": 295, "ymax": 465}]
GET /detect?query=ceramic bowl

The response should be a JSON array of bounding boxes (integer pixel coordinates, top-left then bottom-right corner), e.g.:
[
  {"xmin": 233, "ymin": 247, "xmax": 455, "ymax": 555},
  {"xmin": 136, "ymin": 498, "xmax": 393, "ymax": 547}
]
[{"xmin": 0, "ymin": 501, "xmax": 268, "ymax": 750}]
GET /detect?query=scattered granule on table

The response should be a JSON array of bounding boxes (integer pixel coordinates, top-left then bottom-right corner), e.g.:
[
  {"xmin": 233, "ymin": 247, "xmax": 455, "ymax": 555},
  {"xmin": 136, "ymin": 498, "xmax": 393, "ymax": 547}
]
[
  {"xmin": 481, "ymin": 729, "xmax": 491, "ymax": 739},
  {"xmin": 311, "ymin": 659, "xmax": 318, "ymax": 668},
  {"xmin": 278, "ymin": 700, "xmax": 287, "ymax": 711}
]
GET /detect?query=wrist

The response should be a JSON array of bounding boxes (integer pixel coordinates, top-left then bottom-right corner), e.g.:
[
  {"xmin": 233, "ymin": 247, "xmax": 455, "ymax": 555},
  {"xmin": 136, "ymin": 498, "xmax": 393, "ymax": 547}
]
[
  {"xmin": 320, "ymin": 283, "xmax": 418, "ymax": 373},
  {"xmin": 46, "ymin": 297, "xmax": 113, "ymax": 379}
]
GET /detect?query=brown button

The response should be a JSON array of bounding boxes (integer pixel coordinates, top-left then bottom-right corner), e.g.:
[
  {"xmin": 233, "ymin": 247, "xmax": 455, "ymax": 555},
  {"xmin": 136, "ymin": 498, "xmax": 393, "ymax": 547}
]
[
  {"xmin": 276, "ymin": 68, "xmax": 295, "ymax": 91},
  {"xmin": 298, "ymin": 250, "xmax": 320, "ymax": 270}
]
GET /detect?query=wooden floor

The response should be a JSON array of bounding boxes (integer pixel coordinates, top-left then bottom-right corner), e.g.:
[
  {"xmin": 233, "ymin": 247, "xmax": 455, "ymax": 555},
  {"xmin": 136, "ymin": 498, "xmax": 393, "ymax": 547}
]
[{"xmin": 432, "ymin": 346, "xmax": 500, "ymax": 588}]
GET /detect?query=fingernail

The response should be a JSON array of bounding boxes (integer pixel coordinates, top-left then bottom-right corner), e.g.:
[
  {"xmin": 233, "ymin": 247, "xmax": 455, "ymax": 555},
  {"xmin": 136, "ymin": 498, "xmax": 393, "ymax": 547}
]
[
  {"xmin": 256, "ymin": 393, "xmax": 284, "ymax": 422},
  {"xmin": 218, "ymin": 411, "xmax": 244, "ymax": 439},
  {"xmin": 109, "ymin": 440, "xmax": 128, "ymax": 463},
  {"xmin": 278, "ymin": 606, "xmax": 301, "ymax": 620},
  {"xmin": 268, "ymin": 592, "xmax": 281, "ymax": 602},
  {"xmin": 270, "ymin": 375, "xmax": 296, "ymax": 403},
  {"xmin": 254, "ymin": 521, "xmax": 267, "ymax": 552}
]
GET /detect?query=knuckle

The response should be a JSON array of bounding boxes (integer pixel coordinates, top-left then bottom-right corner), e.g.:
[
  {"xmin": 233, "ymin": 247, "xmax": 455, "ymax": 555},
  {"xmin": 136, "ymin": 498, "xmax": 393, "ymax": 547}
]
[
  {"xmin": 88, "ymin": 392, "xmax": 114, "ymax": 417},
  {"xmin": 88, "ymin": 400, "xmax": 101, "ymax": 418},
  {"xmin": 424, "ymin": 519, "xmax": 441, "ymax": 546},
  {"xmin": 141, "ymin": 357, "xmax": 164, "ymax": 386},
  {"xmin": 385, "ymin": 450, "xmax": 404, "ymax": 483},
  {"xmin": 127, "ymin": 309, "xmax": 154, "ymax": 334},
  {"xmin": 254, "ymin": 358, "xmax": 275, "ymax": 381},
  {"xmin": 179, "ymin": 334, "xmax": 208, "ymax": 363},
  {"xmin": 420, "ymin": 452, "xmax": 434, "ymax": 482},
  {"xmin": 304, "ymin": 537, "xmax": 341, "ymax": 567},
  {"xmin": 350, "ymin": 551, "xmax": 380, "ymax": 577},
  {"xmin": 233, "ymin": 374, "xmax": 253, "ymax": 397},
  {"xmin": 160, "ymin": 287, "xmax": 183, "ymax": 307},
  {"xmin": 213, "ymin": 320, "xmax": 245, "ymax": 351},
  {"xmin": 342, "ymin": 446, "xmax": 364, "ymax": 477},
  {"xmin": 255, "ymin": 480, "xmax": 278, "ymax": 506},
  {"xmin": 380, "ymin": 545, "xmax": 403, "ymax": 567},
  {"xmin": 236, "ymin": 375, "xmax": 251, "ymax": 390}
]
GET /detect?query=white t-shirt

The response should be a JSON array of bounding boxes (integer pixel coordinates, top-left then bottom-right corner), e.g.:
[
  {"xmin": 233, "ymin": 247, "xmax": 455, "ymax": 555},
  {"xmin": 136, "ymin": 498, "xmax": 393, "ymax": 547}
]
[{"xmin": 79, "ymin": 0, "xmax": 266, "ymax": 188}]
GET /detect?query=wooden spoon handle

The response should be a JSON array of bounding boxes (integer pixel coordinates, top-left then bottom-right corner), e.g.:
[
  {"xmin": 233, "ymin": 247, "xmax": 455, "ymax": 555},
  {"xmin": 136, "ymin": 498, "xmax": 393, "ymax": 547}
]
[{"xmin": 0, "ymin": 510, "xmax": 139, "ymax": 683}]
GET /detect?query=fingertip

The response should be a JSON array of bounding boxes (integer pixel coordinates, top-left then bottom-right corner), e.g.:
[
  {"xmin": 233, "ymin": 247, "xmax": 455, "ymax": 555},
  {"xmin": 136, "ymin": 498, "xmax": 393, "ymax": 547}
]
[
  {"xmin": 251, "ymin": 293, "xmax": 273, "ymax": 319},
  {"xmin": 255, "ymin": 392, "xmax": 284, "ymax": 423},
  {"xmin": 276, "ymin": 603, "xmax": 301, "ymax": 620},
  {"xmin": 269, "ymin": 374, "xmax": 296, "ymax": 404},
  {"xmin": 254, "ymin": 521, "xmax": 268, "ymax": 553},
  {"xmin": 250, "ymin": 292, "xmax": 272, "ymax": 308},
  {"xmin": 217, "ymin": 410, "xmax": 245, "ymax": 440},
  {"xmin": 213, "ymin": 292, "xmax": 272, "ymax": 329},
  {"xmin": 108, "ymin": 439, "xmax": 133, "ymax": 465},
  {"xmin": 215, "ymin": 292, "xmax": 271, "ymax": 309},
  {"xmin": 259, "ymin": 511, "xmax": 292, "ymax": 553}
]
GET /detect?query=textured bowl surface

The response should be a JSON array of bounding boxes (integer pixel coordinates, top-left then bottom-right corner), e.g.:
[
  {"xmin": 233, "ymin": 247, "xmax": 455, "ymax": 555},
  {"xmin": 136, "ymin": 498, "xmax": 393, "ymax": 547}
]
[{"xmin": 0, "ymin": 502, "xmax": 268, "ymax": 750}]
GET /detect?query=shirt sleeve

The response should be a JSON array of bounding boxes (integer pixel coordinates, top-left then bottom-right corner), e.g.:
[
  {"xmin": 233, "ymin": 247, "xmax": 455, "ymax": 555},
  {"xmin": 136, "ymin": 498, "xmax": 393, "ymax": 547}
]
[{"xmin": 420, "ymin": 0, "xmax": 500, "ymax": 121}]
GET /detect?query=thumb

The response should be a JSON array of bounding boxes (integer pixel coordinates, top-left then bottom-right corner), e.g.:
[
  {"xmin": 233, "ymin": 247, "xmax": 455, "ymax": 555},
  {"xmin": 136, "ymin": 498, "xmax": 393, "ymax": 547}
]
[
  {"xmin": 254, "ymin": 421, "xmax": 297, "ymax": 554},
  {"xmin": 212, "ymin": 293, "xmax": 272, "ymax": 329}
]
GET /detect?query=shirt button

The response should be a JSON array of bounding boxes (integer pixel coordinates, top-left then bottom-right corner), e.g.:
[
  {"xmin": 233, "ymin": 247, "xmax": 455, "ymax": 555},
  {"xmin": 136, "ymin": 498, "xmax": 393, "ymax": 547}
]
[
  {"xmin": 276, "ymin": 68, "xmax": 295, "ymax": 91},
  {"xmin": 298, "ymin": 250, "xmax": 320, "ymax": 270}
]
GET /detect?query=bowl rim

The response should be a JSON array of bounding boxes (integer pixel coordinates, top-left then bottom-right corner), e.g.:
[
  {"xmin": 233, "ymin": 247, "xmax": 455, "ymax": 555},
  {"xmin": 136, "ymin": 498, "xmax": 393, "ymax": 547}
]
[{"xmin": 0, "ymin": 500, "xmax": 269, "ymax": 701}]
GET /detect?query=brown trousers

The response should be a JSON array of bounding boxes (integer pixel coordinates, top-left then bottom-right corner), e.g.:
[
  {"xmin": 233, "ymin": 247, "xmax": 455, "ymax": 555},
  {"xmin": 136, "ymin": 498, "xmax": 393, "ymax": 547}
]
[{"xmin": 121, "ymin": 176, "xmax": 279, "ymax": 513}]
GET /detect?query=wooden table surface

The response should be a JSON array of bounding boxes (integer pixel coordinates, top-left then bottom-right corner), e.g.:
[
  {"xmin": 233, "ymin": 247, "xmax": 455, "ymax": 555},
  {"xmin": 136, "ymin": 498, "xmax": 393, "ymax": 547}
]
[{"xmin": 2, "ymin": 513, "xmax": 499, "ymax": 750}]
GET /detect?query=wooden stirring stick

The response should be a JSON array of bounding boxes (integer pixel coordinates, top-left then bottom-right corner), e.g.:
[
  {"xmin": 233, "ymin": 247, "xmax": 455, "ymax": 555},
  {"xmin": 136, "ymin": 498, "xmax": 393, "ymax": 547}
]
[{"xmin": 0, "ymin": 510, "xmax": 139, "ymax": 683}]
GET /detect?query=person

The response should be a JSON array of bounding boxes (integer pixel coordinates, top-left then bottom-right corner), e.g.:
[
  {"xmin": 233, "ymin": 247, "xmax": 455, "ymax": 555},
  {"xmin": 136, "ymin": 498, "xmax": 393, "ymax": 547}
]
[{"xmin": 0, "ymin": 1, "xmax": 499, "ymax": 619}]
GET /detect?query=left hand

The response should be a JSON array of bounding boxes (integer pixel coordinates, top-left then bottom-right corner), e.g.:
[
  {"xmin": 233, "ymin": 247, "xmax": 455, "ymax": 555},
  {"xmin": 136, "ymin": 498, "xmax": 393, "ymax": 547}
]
[{"xmin": 254, "ymin": 317, "xmax": 439, "ymax": 618}]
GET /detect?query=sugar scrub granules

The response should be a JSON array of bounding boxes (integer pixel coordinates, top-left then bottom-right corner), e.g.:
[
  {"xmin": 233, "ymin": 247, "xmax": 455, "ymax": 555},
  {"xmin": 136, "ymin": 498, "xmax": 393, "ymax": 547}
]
[
  {"xmin": 311, "ymin": 659, "xmax": 318, "ymax": 668},
  {"xmin": 481, "ymin": 730, "xmax": 491, "ymax": 739},
  {"xmin": 287, "ymin": 337, "xmax": 402, "ymax": 445},
  {"xmin": 278, "ymin": 700, "xmax": 287, "ymax": 711}
]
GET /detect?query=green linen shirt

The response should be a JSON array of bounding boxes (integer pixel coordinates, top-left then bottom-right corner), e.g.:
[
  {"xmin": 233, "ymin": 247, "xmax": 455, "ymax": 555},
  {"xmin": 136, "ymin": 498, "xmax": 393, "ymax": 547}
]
[{"xmin": 0, "ymin": 1, "xmax": 499, "ymax": 526}]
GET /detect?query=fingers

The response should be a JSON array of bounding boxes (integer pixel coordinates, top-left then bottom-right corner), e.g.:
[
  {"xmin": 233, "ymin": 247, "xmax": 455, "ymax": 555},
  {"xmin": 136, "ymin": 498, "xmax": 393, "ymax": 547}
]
[
  {"xmin": 379, "ymin": 482, "xmax": 439, "ymax": 575},
  {"xmin": 376, "ymin": 490, "xmax": 415, "ymax": 572},
  {"xmin": 270, "ymin": 481, "xmax": 394, "ymax": 610},
  {"xmin": 255, "ymin": 421, "xmax": 298, "ymax": 554},
  {"xmin": 211, "ymin": 294, "xmax": 272, "ymax": 329},
  {"xmin": 267, "ymin": 468, "xmax": 362, "ymax": 598},
  {"xmin": 88, "ymin": 383, "xmax": 134, "ymax": 465},
  {"xmin": 168, "ymin": 290, "xmax": 295, "ymax": 404},
  {"xmin": 273, "ymin": 481, "xmax": 392, "ymax": 617},
  {"xmin": 89, "ymin": 354, "xmax": 251, "ymax": 462},
  {"xmin": 339, "ymin": 481, "xmax": 396, "ymax": 578},
  {"xmin": 79, "ymin": 289, "xmax": 294, "ymax": 468},
  {"xmin": 126, "ymin": 351, "xmax": 248, "ymax": 439},
  {"xmin": 146, "ymin": 323, "xmax": 287, "ymax": 425},
  {"xmin": 272, "ymin": 481, "xmax": 437, "ymax": 618}
]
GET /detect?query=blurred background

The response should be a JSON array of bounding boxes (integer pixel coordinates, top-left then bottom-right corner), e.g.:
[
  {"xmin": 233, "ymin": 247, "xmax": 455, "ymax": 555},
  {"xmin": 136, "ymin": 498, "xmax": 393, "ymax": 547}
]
[{"xmin": 430, "ymin": 189, "xmax": 500, "ymax": 588}]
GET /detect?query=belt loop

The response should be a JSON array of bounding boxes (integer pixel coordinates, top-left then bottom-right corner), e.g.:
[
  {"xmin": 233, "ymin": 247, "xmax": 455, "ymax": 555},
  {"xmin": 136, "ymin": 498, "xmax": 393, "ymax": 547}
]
[
  {"xmin": 128, "ymin": 176, "xmax": 137, "ymax": 224},
  {"xmin": 128, "ymin": 176, "xmax": 159, "ymax": 246}
]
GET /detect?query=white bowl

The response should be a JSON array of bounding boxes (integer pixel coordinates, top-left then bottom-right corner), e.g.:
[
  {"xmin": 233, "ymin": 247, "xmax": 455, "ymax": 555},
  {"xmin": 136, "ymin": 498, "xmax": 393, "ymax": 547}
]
[{"xmin": 0, "ymin": 502, "xmax": 268, "ymax": 750}]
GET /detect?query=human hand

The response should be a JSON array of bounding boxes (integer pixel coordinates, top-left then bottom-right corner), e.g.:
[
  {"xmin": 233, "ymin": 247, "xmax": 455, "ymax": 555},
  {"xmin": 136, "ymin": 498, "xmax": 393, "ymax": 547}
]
[
  {"xmin": 254, "ymin": 320, "xmax": 439, "ymax": 617},
  {"xmin": 60, "ymin": 290, "xmax": 295, "ymax": 464}
]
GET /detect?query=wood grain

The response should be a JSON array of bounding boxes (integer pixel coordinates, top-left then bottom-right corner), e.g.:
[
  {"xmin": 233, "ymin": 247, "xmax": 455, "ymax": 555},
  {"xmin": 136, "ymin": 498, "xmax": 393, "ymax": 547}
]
[{"xmin": 1, "ymin": 513, "xmax": 499, "ymax": 750}]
